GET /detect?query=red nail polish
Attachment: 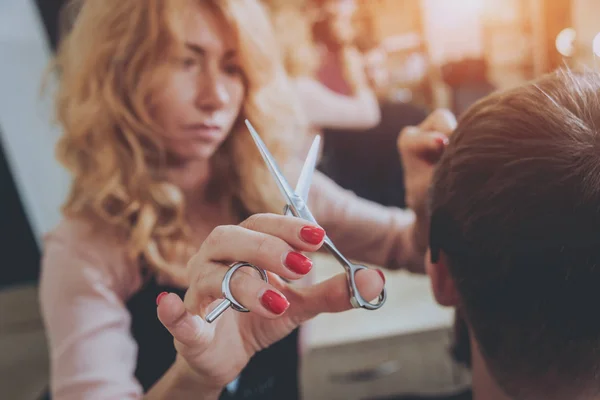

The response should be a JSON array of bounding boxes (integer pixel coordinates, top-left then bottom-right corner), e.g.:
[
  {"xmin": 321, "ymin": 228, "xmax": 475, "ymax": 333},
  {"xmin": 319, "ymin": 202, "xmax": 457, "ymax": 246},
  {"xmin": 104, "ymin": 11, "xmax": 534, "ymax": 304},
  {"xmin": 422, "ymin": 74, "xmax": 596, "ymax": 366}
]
[
  {"xmin": 300, "ymin": 226, "xmax": 325, "ymax": 244},
  {"xmin": 377, "ymin": 269, "xmax": 386, "ymax": 284},
  {"xmin": 435, "ymin": 136, "xmax": 449, "ymax": 147},
  {"xmin": 156, "ymin": 292, "xmax": 168, "ymax": 306},
  {"xmin": 261, "ymin": 290, "xmax": 289, "ymax": 315},
  {"xmin": 285, "ymin": 252, "xmax": 313, "ymax": 275}
]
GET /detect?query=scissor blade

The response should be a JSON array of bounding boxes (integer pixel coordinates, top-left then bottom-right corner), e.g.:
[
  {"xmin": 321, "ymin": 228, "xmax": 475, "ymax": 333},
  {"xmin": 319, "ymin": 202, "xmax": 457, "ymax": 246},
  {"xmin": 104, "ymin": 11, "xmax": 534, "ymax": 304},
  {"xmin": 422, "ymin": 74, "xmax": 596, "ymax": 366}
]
[
  {"xmin": 245, "ymin": 119, "xmax": 299, "ymax": 206},
  {"xmin": 296, "ymin": 135, "xmax": 320, "ymax": 202}
]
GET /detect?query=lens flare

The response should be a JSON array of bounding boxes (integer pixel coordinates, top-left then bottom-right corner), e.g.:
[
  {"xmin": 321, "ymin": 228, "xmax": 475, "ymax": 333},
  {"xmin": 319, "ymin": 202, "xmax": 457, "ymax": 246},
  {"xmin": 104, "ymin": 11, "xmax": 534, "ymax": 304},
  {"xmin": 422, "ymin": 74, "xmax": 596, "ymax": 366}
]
[{"xmin": 556, "ymin": 28, "xmax": 577, "ymax": 57}]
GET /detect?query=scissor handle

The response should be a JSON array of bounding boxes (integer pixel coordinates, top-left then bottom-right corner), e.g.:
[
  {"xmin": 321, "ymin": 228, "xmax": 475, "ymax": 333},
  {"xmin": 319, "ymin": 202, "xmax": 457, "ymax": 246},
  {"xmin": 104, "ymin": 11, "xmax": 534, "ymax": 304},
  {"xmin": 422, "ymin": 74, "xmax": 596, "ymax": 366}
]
[
  {"xmin": 222, "ymin": 262, "xmax": 269, "ymax": 312},
  {"xmin": 347, "ymin": 264, "xmax": 387, "ymax": 310},
  {"xmin": 319, "ymin": 238, "xmax": 386, "ymax": 310}
]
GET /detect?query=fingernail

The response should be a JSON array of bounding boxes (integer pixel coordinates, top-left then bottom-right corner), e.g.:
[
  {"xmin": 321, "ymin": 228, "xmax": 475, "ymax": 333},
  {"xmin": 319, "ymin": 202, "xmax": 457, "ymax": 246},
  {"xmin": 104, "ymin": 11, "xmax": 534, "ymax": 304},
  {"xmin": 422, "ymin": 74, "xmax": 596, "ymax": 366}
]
[
  {"xmin": 284, "ymin": 252, "xmax": 313, "ymax": 275},
  {"xmin": 261, "ymin": 290, "xmax": 290, "ymax": 315},
  {"xmin": 377, "ymin": 269, "xmax": 386, "ymax": 284},
  {"xmin": 300, "ymin": 226, "xmax": 325, "ymax": 244},
  {"xmin": 156, "ymin": 292, "xmax": 168, "ymax": 306},
  {"xmin": 435, "ymin": 136, "xmax": 449, "ymax": 147}
]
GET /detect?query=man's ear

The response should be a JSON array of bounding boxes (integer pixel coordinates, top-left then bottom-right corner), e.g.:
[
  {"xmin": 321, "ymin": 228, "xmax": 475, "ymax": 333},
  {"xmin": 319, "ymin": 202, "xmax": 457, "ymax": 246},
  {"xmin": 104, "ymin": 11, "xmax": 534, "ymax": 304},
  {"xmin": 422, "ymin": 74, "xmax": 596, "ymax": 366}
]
[{"xmin": 425, "ymin": 249, "xmax": 460, "ymax": 307}]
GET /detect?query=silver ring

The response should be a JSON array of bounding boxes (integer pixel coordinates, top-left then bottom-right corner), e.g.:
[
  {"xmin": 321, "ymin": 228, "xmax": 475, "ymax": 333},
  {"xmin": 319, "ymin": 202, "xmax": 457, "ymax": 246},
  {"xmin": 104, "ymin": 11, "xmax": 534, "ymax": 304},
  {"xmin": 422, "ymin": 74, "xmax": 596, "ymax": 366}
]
[{"xmin": 222, "ymin": 262, "xmax": 269, "ymax": 312}]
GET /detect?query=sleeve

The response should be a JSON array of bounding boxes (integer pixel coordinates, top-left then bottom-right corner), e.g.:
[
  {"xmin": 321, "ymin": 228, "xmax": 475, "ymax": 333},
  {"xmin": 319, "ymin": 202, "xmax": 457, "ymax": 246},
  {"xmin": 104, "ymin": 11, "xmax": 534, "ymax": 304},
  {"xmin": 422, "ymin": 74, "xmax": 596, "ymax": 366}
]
[
  {"xmin": 307, "ymin": 171, "xmax": 425, "ymax": 273},
  {"xmin": 39, "ymin": 237, "xmax": 144, "ymax": 399},
  {"xmin": 293, "ymin": 77, "xmax": 381, "ymax": 130}
]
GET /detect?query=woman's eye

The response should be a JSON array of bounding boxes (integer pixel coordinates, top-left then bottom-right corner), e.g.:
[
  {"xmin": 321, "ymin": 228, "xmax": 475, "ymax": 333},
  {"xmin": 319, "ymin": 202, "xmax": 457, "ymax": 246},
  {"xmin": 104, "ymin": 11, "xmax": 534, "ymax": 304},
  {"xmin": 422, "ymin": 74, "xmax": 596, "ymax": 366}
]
[
  {"xmin": 181, "ymin": 57, "xmax": 197, "ymax": 69},
  {"xmin": 224, "ymin": 64, "xmax": 242, "ymax": 75}
]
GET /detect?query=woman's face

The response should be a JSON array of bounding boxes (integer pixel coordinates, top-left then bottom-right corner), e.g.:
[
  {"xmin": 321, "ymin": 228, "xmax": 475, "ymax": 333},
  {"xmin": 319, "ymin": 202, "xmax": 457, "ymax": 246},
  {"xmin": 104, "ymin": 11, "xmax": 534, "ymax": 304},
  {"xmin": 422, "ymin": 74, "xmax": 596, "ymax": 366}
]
[
  {"xmin": 314, "ymin": 0, "xmax": 356, "ymax": 47},
  {"xmin": 154, "ymin": 1, "xmax": 245, "ymax": 163}
]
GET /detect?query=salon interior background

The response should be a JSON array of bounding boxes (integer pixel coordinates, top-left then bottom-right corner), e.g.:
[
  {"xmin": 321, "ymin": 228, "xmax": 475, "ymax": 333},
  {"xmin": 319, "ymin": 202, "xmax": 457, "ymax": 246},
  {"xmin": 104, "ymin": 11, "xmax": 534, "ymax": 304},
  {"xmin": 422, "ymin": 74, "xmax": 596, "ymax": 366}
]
[
  {"xmin": 1, "ymin": 0, "xmax": 600, "ymax": 290},
  {"xmin": 0, "ymin": 0, "xmax": 599, "ymax": 399}
]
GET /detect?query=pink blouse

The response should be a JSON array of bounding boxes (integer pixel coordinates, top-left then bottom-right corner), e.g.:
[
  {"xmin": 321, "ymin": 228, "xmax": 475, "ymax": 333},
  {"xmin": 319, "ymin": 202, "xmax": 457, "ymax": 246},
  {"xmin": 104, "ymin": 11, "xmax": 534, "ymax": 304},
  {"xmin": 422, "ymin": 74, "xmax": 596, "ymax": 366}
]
[{"xmin": 39, "ymin": 171, "xmax": 421, "ymax": 399}]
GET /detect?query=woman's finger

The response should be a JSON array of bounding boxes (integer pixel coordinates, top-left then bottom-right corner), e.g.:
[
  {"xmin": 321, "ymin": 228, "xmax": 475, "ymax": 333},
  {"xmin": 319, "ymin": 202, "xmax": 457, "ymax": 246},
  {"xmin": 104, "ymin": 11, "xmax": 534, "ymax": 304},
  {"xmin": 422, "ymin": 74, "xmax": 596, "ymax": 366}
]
[
  {"xmin": 240, "ymin": 213, "xmax": 326, "ymax": 251},
  {"xmin": 399, "ymin": 128, "xmax": 448, "ymax": 164},
  {"xmin": 194, "ymin": 221, "xmax": 320, "ymax": 280},
  {"xmin": 418, "ymin": 108, "xmax": 457, "ymax": 134},
  {"xmin": 294, "ymin": 268, "xmax": 385, "ymax": 320},
  {"xmin": 156, "ymin": 292, "xmax": 215, "ymax": 348},
  {"xmin": 192, "ymin": 264, "xmax": 291, "ymax": 318}
]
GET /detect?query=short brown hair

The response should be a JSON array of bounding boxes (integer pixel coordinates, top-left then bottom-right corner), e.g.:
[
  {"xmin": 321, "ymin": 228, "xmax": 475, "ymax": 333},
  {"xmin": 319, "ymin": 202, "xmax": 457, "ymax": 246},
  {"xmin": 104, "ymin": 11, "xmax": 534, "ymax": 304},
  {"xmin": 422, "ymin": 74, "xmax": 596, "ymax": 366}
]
[{"xmin": 430, "ymin": 69, "xmax": 600, "ymax": 400}]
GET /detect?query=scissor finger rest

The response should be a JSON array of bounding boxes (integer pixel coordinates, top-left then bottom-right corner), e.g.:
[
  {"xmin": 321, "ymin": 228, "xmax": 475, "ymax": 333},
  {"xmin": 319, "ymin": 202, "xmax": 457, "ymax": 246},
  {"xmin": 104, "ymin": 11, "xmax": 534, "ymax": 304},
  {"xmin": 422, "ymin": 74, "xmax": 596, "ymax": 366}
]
[
  {"xmin": 205, "ymin": 262, "xmax": 269, "ymax": 323},
  {"xmin": 346, "ymin": 264, "xmax": 387, "ymax": 310}
]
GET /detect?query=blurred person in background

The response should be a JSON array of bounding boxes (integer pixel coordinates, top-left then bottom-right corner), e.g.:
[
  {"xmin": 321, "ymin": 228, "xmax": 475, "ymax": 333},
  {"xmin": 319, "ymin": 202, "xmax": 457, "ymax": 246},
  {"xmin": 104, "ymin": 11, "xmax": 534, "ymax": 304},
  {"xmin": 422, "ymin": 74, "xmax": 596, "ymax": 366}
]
[
  {"xmin": 264, "ymin": 0, "xmax": 425, "ymax": 209},
  {"xmin": 39, "ymin": 0, "xmax": 450, "ymax": 399},
  {"xmin": 262, "ymin": 0, "xmax": 381, "ymax": 157},
  {"xmin": 310, "ymin": 0, "xmax": 430, "ymax": 208},
  {"xmin": 311, "ymin": 0, "xmax": 380, "ymax": 101}
]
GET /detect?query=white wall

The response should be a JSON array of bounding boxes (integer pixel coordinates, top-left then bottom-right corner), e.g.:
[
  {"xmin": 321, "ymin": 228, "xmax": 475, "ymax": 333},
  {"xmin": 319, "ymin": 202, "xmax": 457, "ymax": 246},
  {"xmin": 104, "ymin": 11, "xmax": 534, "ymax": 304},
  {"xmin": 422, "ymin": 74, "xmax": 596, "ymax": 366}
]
[{"xmin": 0, "ymin": 0, "xmax": 69, "ymax": 245}]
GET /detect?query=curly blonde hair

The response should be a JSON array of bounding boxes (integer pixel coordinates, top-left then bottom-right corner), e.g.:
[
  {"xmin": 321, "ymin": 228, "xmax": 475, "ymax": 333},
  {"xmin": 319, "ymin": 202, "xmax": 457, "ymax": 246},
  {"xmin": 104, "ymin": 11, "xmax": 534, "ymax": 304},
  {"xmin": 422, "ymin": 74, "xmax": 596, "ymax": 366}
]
[{"xmin": 51, "ymin": 0, "xmax": 307, "ymax": 281}]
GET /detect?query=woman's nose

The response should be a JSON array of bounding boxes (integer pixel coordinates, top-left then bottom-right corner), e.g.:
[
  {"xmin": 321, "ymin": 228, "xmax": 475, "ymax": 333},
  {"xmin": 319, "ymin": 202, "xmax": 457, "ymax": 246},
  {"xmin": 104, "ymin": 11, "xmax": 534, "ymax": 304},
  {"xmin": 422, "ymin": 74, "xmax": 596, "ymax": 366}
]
[{"xmin": 197, "ymin": 76, "xmax": 229, "ymax": 111}]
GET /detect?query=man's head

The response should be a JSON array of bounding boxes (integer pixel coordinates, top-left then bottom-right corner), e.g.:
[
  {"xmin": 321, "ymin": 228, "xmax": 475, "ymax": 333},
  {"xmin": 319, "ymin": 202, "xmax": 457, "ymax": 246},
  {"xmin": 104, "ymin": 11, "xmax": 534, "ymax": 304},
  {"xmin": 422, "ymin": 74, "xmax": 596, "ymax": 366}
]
[{"xmin": 427, "ymin": 69, "xmax": 600, "ymax": 400}]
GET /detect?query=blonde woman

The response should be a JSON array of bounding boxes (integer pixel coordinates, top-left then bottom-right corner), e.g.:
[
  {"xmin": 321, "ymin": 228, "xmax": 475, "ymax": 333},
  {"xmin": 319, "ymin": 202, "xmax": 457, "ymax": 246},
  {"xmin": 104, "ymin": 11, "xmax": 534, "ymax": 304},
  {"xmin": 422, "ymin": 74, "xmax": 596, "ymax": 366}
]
[
  {"xmin": 263, "ymin": 0, "xmax": 381, "ymax": 131},
  {"xmin": 39, "ymin": 0, "xmax": 450, "ymax": 399}
]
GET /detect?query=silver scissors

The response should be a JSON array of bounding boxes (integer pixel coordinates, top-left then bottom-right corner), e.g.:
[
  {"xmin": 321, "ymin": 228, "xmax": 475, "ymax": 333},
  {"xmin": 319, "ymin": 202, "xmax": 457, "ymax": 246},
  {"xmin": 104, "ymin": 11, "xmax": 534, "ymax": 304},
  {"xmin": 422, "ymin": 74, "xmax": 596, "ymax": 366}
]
[
  {"xmin": 205, "ymin": 120, "xmax": 386, "ymax": 323},
  {"xmin": 205, "ymin": 131, "xmax": 323, "ymax": 323}
]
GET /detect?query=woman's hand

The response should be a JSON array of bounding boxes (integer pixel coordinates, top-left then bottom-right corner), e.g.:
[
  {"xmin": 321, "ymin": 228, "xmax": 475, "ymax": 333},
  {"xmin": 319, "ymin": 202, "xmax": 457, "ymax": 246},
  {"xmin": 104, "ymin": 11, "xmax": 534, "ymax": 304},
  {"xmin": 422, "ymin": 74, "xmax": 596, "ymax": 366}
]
[
  {"xmin": 396, "ymin": 110, "xmax": 456, "ymax": 267},
  {"xmin": 156, "ymin": 213, "xmax": 384, "ymax": 393},
  {"xmin": 398, "ymin": 109, "xmax": 456, "ymax": 215}
]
